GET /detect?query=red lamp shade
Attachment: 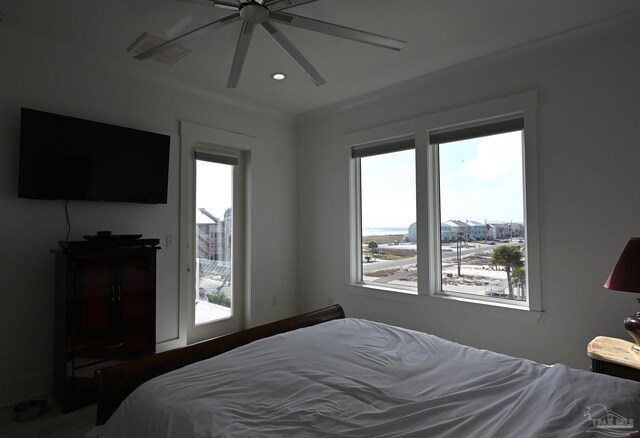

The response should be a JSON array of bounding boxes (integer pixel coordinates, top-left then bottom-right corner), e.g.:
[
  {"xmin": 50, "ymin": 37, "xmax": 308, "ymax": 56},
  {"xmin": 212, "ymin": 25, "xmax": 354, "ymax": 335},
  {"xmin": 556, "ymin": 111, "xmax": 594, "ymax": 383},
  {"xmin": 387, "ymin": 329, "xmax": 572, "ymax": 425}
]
[
  {"xmin": 604, "ymin": 237, "xmax": 640, "ymax": 352},
  {"xmin": 604, "ymin": 237, "xmax": 640, "ymax": 292}
]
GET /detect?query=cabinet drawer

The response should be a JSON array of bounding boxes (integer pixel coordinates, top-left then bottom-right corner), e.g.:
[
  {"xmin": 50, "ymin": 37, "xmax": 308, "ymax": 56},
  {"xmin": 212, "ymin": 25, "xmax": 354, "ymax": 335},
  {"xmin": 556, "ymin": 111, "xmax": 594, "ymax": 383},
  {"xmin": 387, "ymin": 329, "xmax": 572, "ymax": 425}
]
[{"xmin": 74, "ymin": 331, "xmax": 153, "ymax": 364}]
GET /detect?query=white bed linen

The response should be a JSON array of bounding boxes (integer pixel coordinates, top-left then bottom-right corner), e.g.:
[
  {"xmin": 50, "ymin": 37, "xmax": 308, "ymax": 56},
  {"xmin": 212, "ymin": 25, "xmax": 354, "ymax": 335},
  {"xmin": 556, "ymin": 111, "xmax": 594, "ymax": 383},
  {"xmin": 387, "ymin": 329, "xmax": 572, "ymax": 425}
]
[{"xmin": 98, "ymin": 318, "xmax": 640, "ymax": 437}]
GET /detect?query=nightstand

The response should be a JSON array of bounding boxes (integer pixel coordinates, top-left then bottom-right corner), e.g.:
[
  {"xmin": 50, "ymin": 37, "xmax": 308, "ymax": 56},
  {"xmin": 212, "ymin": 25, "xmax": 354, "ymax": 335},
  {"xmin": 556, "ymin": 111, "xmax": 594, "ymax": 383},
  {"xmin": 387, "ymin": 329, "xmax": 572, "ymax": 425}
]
[{"xmin": 588, "ymin": 336, "xmax": 640, "ymax": 382}]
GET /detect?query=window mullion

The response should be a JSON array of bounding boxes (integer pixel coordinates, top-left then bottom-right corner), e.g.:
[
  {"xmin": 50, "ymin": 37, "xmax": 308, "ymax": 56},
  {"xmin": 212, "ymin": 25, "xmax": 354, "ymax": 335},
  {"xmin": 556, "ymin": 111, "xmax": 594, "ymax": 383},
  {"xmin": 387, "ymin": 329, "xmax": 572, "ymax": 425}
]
[
  {"xmin": 428, "ymin": 140, "xmax": 442, "ymax": 296},
  {"xmin": 415, "ymin": 131, "xmax": 431, "ymax": 295},
  {"xmin": 351, "ymin": 158, "xmax": 363, "ymax": 284}
]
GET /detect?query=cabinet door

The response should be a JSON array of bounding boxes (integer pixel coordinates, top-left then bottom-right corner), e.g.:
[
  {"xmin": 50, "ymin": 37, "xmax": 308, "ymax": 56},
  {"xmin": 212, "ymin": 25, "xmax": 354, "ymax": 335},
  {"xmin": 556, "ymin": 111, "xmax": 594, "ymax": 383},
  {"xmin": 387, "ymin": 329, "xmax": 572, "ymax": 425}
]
[
  {"xmin": 118, "ymin": 254, "xmax": 154, "ymax": 328},
  {"xmin": 73, "ymin": 257, "xmax": 113, "ymax": 333}
]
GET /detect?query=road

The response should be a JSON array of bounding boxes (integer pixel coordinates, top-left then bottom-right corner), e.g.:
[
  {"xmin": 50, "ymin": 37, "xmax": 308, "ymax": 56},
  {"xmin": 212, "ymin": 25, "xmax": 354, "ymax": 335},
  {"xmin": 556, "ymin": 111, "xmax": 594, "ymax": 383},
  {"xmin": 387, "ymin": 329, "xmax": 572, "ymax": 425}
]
[{"xmin": 362, "ymin": 242, "xmax": 519, "ymax": 273}]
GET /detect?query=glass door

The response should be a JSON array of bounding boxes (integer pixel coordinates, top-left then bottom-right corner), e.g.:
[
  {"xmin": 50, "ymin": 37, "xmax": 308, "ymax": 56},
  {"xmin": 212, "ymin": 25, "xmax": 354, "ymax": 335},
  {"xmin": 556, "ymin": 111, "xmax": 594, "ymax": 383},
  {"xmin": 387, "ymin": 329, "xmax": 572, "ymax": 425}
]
[
  {"xmin": 194, "ymin": 158, "xmax": 234, "ymax": 325},
  {"xmin": 187, "ymin": 148, "xmax": 244, "ymax": 344}
]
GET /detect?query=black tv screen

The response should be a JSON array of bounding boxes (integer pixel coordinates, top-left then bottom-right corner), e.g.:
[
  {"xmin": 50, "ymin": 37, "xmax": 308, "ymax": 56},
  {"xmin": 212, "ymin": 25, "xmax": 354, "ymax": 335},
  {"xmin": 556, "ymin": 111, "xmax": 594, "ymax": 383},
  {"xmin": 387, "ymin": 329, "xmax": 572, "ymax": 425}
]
[{"xmin": 18, "ymin": 108, "xmax": 170, "ymax": 204}]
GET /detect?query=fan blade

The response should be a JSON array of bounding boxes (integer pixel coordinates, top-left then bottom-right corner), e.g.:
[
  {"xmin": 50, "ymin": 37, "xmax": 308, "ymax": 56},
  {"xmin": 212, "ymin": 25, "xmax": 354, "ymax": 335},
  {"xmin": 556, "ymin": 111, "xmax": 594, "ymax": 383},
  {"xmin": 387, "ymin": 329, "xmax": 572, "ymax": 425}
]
[
  {"xmin": 260, "ymin": 21, "xmax": 325, "ymax": 86},
  {"xmin": 134, "ymin": 13, "xmax": 241, "ymax": 60},
  {"xmin": 270, "ymin": 12, "xmax": 406, "ymax": 50},
  {"xmin": 227, "ymin": 21, "xmax": 256, "ymax": 88},
  {"xmin": 267, "ymin": 0, "xmax": 319, "ymax": 13},
  {"xmin": 173, "ymin": 0, "xmax": 238, "ymax": 10},
  {"xmin": 213, "ymin": 1, "xmax": 240, "ymax": 10},
  {"xmin": 173, "ymin": 0, "xmax": 214, "ymax": 6}
]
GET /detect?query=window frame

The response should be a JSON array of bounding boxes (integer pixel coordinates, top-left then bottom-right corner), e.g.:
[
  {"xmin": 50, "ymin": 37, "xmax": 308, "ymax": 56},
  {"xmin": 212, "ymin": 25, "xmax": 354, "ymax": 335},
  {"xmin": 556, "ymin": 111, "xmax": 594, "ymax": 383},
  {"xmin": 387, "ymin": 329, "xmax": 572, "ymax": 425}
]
[
  {"xmin": 429, "ymin": 117, "xmax": 528, "ymax": 309},
  {"xmin": 348, "ymin": 92, "xmax": 541, "ymax": 313},
  {"xmin": 351, "ymin": 136, "xmax": 417, "ymax": 293}
]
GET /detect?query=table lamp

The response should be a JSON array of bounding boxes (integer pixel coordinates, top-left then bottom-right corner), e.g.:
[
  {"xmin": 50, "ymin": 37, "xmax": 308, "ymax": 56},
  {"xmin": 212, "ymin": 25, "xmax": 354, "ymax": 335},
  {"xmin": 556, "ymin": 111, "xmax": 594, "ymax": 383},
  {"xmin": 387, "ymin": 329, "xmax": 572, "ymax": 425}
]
[{"xmin": 604, "ymin": 237, "xmax": 640, "ymax": 352}]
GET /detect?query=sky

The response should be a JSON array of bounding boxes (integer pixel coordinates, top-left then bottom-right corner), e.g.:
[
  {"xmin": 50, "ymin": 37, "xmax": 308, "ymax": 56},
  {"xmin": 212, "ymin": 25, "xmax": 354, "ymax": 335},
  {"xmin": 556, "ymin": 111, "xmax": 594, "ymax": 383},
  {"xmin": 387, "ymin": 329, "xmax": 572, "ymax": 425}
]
[
  {"xmin": 361, "ymin": 149, "xmax": 416, "ymax": 230},
  {"xmin": 196, "ymin": 160, "xmax": 233, "ymax": 220},
  {"xmin": 360, "ymin": 131, "xmax": 524, "ymax": 230},
  {"xmin": 194, "ymin": 131, "xmax": 524, "ymax": 229}
]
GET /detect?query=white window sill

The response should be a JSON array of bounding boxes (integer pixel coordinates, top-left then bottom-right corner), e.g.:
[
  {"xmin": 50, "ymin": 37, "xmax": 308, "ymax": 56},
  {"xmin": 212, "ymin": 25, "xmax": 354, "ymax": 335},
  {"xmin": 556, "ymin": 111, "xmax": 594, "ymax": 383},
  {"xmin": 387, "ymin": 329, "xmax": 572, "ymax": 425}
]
[{"xmin": 347, "ymin": 283, "xmax": 543, "ymax": 323}]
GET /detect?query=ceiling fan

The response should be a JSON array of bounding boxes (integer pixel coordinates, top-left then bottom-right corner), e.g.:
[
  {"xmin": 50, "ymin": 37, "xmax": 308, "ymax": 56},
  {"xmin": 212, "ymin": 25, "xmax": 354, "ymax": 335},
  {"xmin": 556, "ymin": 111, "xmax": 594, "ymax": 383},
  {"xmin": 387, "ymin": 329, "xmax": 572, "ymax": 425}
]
[{"xmin": 134, "ymin": 0, "xmax": 406, "ymax": 88}]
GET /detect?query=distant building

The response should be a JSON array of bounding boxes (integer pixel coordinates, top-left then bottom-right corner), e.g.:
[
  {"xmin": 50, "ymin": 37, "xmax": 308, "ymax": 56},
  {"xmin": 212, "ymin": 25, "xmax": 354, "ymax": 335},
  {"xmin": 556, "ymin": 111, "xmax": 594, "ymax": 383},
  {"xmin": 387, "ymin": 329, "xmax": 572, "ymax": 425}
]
[
  {"xmin": 440, "ymin": 222, "xmax": 453, "ymax": 242},
  {"xmin": 408, "ymin": 223, "xmax": 417, "ymax": 242},
  {"xmin": 486, "ymin": 221, "xmax": 524, "ymax": 239},
  {"xmin": 197, "ymin": 208, "xmax": 232, "ymax": 262},
  {"xmin": 442, "ymin": 220, "xmax": 464, "ymax": 242},
  {"xmin": 408, "ymin": 219, "xmax": 521, "ymax": 243},
  {"xmin": 467, "ymin": 220, "xmax": 487, "ymax": 241}
]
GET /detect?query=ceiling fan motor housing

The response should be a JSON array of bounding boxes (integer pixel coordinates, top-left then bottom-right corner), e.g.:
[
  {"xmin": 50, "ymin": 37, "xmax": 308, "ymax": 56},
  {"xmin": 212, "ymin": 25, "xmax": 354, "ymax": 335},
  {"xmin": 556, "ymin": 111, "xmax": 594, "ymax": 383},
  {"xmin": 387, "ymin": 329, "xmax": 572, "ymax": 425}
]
[{"xmin": 240, "ymin": 3, "xmax": 270, "ymax": 24}]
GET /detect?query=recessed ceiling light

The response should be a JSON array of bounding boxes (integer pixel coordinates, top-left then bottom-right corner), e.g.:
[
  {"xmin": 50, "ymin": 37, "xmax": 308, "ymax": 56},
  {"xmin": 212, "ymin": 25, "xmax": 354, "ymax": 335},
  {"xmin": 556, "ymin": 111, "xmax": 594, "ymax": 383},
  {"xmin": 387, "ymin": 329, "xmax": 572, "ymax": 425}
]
[{"xmin": 272, "ymin": 73, "xmax": 286, "ymax": 81}]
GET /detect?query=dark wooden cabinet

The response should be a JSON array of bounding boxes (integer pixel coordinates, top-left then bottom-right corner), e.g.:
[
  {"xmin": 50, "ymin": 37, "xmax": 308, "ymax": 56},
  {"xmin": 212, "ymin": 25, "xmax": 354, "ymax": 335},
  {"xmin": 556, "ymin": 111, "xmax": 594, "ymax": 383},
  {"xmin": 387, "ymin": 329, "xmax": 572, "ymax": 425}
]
[{"xmin": 53, "ymin": 240, "xmax": 159, "ymax": 413}]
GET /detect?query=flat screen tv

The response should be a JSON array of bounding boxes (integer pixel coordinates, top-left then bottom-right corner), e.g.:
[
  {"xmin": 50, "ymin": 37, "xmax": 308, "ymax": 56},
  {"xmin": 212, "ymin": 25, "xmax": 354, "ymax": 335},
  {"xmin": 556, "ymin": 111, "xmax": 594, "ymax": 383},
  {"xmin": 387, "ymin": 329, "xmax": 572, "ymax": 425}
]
[{"xmin": 18, "ymin": 108, "xmax": 170, "ymax": 204}]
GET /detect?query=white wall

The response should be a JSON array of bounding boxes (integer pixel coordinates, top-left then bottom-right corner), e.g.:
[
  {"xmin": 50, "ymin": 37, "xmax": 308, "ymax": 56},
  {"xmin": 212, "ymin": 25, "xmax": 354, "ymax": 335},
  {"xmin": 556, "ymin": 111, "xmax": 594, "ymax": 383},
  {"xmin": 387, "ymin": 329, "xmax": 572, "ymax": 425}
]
[
  {"xmin": 0, "ymin": 27, "xmax": 299, "ymax": 406},
  {"xmin": 297, "ymin": 20, "xmax": 640, "ymax": 370}
]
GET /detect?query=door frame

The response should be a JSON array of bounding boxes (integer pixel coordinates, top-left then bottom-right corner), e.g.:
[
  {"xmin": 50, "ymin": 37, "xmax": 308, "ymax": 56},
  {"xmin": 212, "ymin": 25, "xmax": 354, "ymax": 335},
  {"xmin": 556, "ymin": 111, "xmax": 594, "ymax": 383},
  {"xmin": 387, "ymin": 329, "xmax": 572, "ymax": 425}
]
[{"xmin": 179, "ymin": 121, "xmax": 253, "ymax": 345}]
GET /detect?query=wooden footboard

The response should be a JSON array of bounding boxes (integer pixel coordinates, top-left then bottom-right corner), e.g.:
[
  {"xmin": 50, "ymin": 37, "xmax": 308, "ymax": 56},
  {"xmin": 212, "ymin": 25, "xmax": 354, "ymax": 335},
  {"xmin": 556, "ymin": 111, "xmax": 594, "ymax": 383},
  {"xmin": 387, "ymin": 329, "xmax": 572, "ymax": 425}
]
[{"xmin": 95, "ymin": 304, "xmax": 345, "ymax": 425}]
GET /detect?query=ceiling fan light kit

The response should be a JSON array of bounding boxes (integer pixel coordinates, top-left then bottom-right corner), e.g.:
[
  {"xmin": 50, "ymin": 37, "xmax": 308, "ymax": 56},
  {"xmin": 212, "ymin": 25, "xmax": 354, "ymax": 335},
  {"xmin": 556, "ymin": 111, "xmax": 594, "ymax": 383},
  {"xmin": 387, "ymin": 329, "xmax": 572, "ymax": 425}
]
[{"xmin": 135, "ymin": 0, "xmax": 406, "ymax": 88}]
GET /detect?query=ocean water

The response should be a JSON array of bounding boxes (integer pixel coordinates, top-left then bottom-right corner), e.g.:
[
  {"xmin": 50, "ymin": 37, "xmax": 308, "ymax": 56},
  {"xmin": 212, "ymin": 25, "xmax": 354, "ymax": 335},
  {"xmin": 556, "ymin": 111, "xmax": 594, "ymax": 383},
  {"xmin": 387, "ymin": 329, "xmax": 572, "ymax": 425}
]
[{"xmin": 362, "ymin": 227, "xmax": 409, "ymax": 237}]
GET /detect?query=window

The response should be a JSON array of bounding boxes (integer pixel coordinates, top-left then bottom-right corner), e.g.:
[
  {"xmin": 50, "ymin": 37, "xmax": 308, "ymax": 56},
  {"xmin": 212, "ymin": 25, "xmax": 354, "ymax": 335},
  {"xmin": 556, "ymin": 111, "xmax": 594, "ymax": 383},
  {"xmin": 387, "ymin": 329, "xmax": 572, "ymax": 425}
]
[
  {"xmin": 352, "ymin": 138, "xmax": 417, "ymax": 291},
  {"xmin": 432, "ymin": 118, "xmax": 527, "ymax": 305},
  {"xmin": 350, "ymin": 92, "xmax": 540, "ymax": 311}
]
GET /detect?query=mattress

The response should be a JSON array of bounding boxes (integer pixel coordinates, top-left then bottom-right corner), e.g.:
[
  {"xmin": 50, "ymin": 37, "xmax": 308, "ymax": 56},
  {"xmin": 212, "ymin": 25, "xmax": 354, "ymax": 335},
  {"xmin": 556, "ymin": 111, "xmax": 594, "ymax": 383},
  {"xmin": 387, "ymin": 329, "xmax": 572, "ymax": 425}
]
[{"xmin": 97, "ymin": 318, "xmax": 640, "ymax": 437}]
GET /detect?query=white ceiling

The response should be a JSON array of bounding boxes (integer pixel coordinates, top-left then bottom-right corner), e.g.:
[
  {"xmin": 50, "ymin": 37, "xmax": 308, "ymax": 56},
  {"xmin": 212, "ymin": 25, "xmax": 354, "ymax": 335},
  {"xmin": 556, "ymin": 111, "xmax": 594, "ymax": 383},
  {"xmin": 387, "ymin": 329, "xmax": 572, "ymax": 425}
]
[{"xmin": 1, "ymin": 0, "xmax": 638, "ymax": 115}]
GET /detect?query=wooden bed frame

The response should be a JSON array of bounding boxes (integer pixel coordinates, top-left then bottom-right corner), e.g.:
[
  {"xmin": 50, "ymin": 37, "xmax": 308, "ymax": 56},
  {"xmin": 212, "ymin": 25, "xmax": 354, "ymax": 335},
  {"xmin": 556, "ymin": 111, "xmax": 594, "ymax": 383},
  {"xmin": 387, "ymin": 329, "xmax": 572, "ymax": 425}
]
[{"xmin": 94, "ymin": 304, "xmax": 345, "ymax": 425}]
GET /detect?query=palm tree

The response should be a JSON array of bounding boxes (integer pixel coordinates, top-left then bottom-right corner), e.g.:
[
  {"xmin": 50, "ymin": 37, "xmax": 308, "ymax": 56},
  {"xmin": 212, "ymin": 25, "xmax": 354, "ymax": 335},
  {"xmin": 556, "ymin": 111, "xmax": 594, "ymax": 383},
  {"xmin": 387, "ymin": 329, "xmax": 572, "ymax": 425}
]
[
  {"xmin": 368, "ymin": 241, "xmax": 378, "ymax": 258},
  {"xmin": 492, "ymin": 245, "xmax": 524, "ymax": 299},
  {"xmin": 512, "ymin": 267, "xmax": 526, "ymax": 299}
]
